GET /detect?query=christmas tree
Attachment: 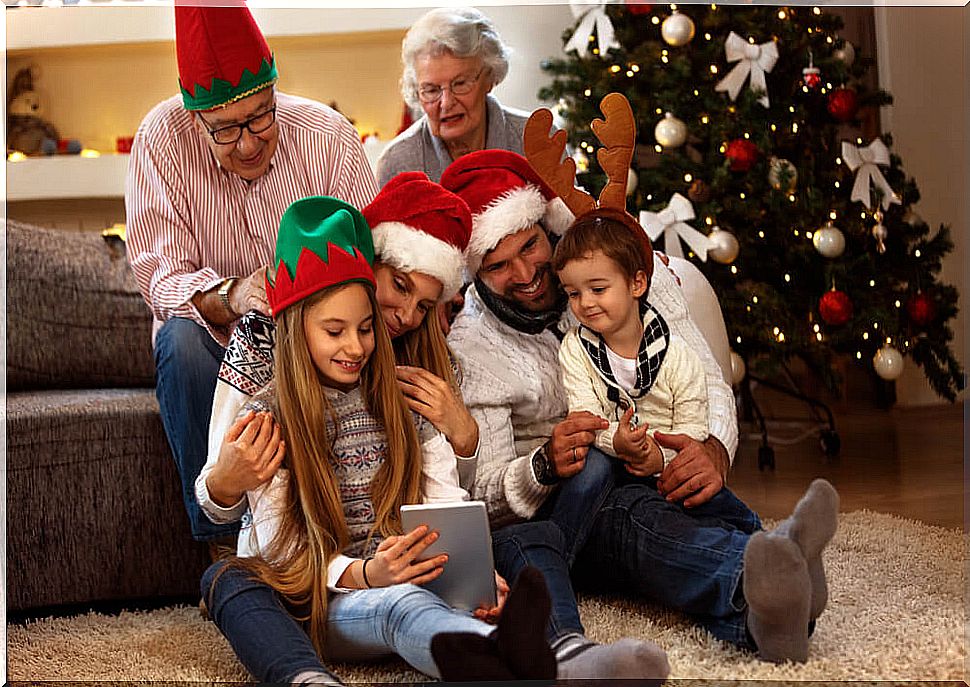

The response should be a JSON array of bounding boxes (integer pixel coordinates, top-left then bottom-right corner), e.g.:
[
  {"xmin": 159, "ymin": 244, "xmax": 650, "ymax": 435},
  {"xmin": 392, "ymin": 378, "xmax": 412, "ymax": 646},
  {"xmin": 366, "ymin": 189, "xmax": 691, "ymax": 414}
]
[{"xmin": 539, "ymin": 3, "xmax": 964, "ymax": 401}]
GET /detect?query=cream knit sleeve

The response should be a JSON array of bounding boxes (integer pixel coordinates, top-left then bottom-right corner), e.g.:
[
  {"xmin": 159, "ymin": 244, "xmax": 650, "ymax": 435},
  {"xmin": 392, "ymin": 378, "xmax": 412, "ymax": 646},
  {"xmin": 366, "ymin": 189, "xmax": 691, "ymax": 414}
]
[
  {"xmin": 661, "ymin": 339, "xmax": 710, "ymax": 445},
  {"xmin": 558, "ymin": 331, "xmax": 619, "ymax": 457}
]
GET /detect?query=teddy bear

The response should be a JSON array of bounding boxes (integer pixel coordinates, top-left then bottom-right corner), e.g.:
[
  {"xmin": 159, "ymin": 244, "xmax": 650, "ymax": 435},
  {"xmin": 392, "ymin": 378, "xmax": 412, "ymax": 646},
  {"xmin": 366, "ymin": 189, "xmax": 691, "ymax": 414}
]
[{"xmin": 7, "ymin": 65, "xmax": 79, "ymax": 156}]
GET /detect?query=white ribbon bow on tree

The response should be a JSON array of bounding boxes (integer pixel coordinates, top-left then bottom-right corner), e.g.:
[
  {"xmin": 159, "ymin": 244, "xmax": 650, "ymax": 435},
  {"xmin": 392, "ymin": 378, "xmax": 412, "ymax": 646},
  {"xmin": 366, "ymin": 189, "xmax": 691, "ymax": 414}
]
[
  {"xmin": 639, "ymin": 193, "xmax": 713, "ymax": 261},
  {"xmin": 841, "ymin": 139, "xmax": 901, "ymax": 210},
  {"xmin": 564, "ymin": 0, "xmax": 620, "ymax": 59},
  {"xmin": 715, "ymin": 32, "xmax": 779, "ymax": 108}
]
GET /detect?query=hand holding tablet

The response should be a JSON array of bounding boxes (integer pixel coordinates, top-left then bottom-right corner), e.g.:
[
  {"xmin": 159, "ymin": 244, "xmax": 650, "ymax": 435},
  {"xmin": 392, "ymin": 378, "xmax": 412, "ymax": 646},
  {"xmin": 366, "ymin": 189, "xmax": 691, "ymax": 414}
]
[{"xmin": 400, "ymin": 501, "xmax": 498, "ymax": 612}]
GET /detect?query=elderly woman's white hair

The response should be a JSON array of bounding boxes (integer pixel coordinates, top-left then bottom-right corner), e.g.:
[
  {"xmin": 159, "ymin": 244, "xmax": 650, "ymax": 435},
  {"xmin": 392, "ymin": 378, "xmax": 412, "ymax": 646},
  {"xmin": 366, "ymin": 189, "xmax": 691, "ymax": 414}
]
[{"xmin": 400, "ymin": 7, "xmax": 511, "ymax": 108}]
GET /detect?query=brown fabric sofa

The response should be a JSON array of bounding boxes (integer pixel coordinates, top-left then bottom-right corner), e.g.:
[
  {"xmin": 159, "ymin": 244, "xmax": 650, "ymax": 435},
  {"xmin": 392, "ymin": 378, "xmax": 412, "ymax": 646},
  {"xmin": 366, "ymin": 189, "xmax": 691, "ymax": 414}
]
[{"xmin": 6, "ymin": 220, "xmax": 210, "ymax": 611}]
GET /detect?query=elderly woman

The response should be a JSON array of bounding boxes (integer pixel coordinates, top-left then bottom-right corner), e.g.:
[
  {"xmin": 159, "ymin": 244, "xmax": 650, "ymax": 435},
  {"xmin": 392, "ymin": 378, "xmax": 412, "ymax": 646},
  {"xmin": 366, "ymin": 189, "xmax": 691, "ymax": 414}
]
[{"xmin": 375, "ymin": 7, "xmax": 530, "ymax": 187}]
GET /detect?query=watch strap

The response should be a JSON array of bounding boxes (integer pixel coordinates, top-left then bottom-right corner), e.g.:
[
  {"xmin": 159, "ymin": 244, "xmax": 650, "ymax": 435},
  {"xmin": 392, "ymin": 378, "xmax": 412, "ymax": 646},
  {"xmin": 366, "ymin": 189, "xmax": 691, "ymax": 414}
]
[{"xmin": 218, "ymin": 277, "xmax": 238, "ymax": 319}]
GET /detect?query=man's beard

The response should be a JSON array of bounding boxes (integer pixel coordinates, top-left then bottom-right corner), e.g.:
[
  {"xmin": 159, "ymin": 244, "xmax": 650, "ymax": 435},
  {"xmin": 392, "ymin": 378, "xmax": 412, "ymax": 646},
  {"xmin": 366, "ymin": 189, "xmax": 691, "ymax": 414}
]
[{"xmin": 500, "ymin": 264, "xmax": 559, "ymax": 313}]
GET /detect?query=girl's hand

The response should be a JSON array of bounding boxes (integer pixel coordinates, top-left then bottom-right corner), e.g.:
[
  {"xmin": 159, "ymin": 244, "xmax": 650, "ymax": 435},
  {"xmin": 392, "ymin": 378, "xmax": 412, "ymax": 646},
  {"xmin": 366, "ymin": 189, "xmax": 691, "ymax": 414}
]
[
  {"xmin": 207, "ymin": 411, "xmax": 285, "ymax": 507},
  {"xmin": 396, "ymin": 366, "xmax": 479, "ymax": 457},
  {"xmin": 473, "ymin": 571, "xmax": 510, "ymax": 624},
  {"xmin": 367, "ymin": 525, "xmax": 448, "ymax": 587}
]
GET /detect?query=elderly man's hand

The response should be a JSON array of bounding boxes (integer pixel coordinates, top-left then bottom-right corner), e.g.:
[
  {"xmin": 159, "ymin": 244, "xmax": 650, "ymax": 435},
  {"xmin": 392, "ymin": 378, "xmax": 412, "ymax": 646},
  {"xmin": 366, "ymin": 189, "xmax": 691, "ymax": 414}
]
[
  {"xmin": 230, "ymin": 266, "xmax": 271, "ymax": 317},
  {"xmin": 654, "ymin": 433, "xmax": 729, "ymax": 507}
]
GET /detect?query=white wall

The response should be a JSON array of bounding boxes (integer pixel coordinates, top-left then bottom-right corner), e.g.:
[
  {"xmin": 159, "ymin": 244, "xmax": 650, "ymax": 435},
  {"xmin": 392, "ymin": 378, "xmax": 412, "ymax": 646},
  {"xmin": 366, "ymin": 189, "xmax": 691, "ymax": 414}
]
[{"xmin": 876, "ymin": 6, "xmax": 967, "ymax": 406}]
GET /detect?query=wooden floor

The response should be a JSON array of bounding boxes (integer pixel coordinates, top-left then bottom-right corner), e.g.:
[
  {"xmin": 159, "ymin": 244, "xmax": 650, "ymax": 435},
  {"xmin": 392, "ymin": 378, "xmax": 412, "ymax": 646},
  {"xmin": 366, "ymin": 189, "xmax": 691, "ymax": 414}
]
[{"xmin": 728, "ymin": 385, "xmax": 965, "ymax": 529}]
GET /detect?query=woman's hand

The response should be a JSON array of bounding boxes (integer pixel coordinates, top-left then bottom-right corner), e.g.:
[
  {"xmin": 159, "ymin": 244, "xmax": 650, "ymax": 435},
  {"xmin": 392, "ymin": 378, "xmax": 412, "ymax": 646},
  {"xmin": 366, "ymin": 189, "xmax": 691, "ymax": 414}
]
[
  {"xmin": 473, "ymin": 571, "xmax": 510, "ymax": 624},
  {"xmin": 366, "ymin": 525, "xmax": 449, "ymax": 587},
  {"xmin": 396, "ymin": 365, "xmax": 479, "ymax": 456},
  {"xmin": 207, "ymin": 411, "xmax": 285, "ymax": 507}
]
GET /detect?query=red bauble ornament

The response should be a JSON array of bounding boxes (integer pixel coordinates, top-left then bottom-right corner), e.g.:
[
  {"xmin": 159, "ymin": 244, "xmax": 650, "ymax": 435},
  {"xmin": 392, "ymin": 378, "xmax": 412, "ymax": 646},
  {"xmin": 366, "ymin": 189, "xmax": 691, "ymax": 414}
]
[
  {"xmin": 626, "ymin": 1, "xmax": 654, "ymax": 14},
  {"xmin": 819, "ymin": 289, "xmax": 853, "ymax": 326},
  {"xmin": 827, "ymin": 87, "xmax": 859, "ymax": 122},
  {"xmin": 802, "ymin": 66, "xmax": 822, "ymax": 90},
  {"xmin": 724, "ymin": 139, "xmax": 759, "ymax": 172},
  {"xmin": 905, "ymin": 292, "xmax": 937, "ymax": 327}
]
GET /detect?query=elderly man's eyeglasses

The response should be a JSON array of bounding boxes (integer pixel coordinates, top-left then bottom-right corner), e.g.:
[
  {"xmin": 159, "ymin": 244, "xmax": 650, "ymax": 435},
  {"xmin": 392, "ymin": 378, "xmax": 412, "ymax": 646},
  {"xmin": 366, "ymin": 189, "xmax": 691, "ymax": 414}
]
[
  {"xmin": 417, "ymin": 67, "xmax": 486, "ymax": 104},
  {"xmin": 200, "ymin": 106, "xmax": 277, "ymax": 145}
]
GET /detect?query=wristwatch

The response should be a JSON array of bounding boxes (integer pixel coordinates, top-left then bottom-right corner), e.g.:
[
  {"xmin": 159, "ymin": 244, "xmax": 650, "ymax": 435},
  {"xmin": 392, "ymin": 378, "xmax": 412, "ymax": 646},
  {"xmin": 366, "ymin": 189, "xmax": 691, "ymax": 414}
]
[
  {"xmin": 218, "ymin": 277, "xmax": 239, "ymax": 319},
  {"xmin": 531, "ymin": 444, "xmax": 560, "ymax": 486}
]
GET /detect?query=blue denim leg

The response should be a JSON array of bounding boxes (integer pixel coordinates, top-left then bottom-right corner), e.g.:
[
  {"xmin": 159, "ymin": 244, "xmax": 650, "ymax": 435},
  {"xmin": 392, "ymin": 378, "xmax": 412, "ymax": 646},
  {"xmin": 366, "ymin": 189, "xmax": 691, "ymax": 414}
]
[
  {"xmin": 535, "ymin": 447, "xmax": 617, "ymax": 566},
  {"xmin": 202, "ymin": 561, "xmax": 336, "ymax": 683},
  {"xmin": 154, "ymin": 317, "xmax": 238, "ymax": 540},
  {"xmin": 575, "ymin": 482, "xmax": 756, "ymax": 648},
  {"xmin": 491, "ymin": 520, "xmax": 584, "ymax": 643},
  {"xmin": 322, "ymin": 584, "xmax": 493, "ymax": 678}
]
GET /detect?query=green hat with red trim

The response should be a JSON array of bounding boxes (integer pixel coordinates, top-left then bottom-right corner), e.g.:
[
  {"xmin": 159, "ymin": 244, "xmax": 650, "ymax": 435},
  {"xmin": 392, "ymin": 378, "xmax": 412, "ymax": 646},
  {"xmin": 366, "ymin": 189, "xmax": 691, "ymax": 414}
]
[
  {"xmin": 176, "ymin": 3, "xmax": 279, "ymax": 111},
  {"xmin": 266, "ymin": 197, "xmax": 376, "ymax": 318}
]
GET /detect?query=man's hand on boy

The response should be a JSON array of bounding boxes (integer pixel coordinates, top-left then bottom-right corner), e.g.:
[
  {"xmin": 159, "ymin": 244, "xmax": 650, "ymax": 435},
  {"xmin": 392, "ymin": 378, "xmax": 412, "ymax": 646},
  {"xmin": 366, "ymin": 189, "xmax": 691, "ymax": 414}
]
[
  {"xmin": 655, "ymin": 433, "xmax": 729, "ymax": 507},
  {"xmin": 546, "ymin": 411, "xmax": 608, "ymax": 478}
]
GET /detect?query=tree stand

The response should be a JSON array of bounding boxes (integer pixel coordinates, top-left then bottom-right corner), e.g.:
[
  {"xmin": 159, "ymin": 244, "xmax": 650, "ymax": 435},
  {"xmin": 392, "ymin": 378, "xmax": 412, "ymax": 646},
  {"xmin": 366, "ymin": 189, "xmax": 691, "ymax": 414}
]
[{"xmin": 737, "ymin": 362, "xmax": 841, "ymax": 471}]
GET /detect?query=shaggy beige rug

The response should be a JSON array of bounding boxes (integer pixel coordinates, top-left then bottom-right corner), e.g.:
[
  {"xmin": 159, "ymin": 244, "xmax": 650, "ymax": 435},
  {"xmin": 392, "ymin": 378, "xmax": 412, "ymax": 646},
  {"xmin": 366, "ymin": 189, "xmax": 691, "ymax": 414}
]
[{"xmin": 7, "ymin": 510, "xmax": 965, "ymax": 681}]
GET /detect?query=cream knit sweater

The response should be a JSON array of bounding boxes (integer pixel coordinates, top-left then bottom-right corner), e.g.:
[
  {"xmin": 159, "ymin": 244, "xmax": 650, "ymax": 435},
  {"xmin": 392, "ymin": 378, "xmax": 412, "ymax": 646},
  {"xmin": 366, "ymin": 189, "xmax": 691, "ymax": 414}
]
[{"xmin": 447, "ymin": 253, "xmax": 737, "ymax": 528}]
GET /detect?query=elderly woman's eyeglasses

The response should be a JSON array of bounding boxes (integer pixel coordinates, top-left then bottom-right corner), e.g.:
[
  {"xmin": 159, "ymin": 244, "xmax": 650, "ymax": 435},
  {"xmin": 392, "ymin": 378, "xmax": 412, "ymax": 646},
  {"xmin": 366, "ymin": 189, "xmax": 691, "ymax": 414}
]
[
  {"xmin": 417, "ymin": 67, "xmax": 486, "ymax": 104},
  {"xmin": 200, "ymin": 106, "xmax": 277, "ymax": 145}
]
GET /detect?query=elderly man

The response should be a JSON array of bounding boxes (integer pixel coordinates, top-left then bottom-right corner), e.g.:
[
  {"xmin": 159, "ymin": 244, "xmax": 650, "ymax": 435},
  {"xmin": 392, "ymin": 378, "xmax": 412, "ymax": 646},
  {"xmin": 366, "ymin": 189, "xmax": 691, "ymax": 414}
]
[
  {"xmin": 126, "ymin": 5, "xmax": 377, "ymax": 543},
  {"xmin": 441, "ymin": 150, "xmax": 838, "ymax": 663}
]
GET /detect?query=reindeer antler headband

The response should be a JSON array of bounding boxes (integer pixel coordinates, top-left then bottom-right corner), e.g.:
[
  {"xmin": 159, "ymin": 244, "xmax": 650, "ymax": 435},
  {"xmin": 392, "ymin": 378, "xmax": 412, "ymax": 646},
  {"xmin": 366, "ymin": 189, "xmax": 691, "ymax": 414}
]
[{"xmin": 523, "ymin": 92, "xmax": 637, "ymax": 218}]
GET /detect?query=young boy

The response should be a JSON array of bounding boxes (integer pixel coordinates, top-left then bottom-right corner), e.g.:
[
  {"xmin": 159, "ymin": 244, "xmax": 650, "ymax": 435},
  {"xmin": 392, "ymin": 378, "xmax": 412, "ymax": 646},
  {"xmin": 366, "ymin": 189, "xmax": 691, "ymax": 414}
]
[{"xmin": 553, "ymin": 207, "xmax": 708, "ymax": 478}]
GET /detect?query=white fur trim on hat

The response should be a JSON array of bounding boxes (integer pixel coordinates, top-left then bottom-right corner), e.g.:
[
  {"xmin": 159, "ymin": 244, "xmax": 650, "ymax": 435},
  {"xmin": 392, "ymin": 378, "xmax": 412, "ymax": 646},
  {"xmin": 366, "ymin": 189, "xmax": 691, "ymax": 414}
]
[
  {"xmin": 466, "ymin": 186, "xmax": 575, "ymax": 275},
  {"xmin": 371, "ymin": 222, "xmax": 466, "ymax": 301}
]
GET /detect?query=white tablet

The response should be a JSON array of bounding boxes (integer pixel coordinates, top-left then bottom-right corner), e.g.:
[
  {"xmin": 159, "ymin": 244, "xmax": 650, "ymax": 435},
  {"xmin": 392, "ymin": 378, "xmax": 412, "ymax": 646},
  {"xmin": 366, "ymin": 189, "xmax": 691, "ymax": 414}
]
[{"xmin": 400, "ymin": 501, "xmax": 497, "ymax": 611}]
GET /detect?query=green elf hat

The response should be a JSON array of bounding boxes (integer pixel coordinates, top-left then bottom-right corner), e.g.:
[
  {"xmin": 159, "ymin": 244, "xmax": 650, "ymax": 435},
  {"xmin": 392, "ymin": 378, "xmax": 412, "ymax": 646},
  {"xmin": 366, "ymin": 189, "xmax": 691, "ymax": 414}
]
[
  {"xmin": 176, "ymin": 3, "xmax": 279, "ymax": 111},
  {"xmin": 266, "ymin": 197, "xmax": 376, "ymax": 318}
]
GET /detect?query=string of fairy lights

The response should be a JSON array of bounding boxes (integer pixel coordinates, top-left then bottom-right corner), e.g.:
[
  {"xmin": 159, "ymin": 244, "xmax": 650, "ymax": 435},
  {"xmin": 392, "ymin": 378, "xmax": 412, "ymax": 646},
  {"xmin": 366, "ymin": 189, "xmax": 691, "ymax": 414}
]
[{"xmin": 562, "ymin": 3, "xmax": 917, "ymax": 380}]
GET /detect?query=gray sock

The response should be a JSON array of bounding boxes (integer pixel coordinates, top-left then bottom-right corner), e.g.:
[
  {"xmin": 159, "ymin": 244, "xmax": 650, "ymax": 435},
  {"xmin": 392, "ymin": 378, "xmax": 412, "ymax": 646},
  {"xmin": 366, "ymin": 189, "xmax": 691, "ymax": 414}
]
[
  {"xmin": 773, "ymin": 478, "xmax": 840, "ymax": 619},
  {"xmin": 291, "ymin": 669, "xmax": 344, "ymax": 686},
  {"xmin": 743, "ymin": 531, "xmax": 811, "ymax": 663},
  {"xmin": 555, "ymin": 635, "xmax": 669, "ymax": 679}
]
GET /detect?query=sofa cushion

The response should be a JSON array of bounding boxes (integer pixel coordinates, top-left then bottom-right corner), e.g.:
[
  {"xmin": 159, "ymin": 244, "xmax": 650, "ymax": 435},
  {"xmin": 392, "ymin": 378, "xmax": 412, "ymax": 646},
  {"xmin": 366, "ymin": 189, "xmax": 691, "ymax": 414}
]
[
  {"xmin": 6, "ymin": 388, "xmax": 209, "ymax": 610},
  {"xmin": 6, "ymin": 220, "xmax": 155, "ymax": 390}
]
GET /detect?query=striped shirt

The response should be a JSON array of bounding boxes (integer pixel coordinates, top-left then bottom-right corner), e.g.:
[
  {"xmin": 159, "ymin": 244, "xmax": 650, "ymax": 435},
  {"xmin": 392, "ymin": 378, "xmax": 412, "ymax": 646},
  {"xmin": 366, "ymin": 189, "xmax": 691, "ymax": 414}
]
[{"xmin": 125, "ymin": 92, "xmax": 379, "ymax": 345}]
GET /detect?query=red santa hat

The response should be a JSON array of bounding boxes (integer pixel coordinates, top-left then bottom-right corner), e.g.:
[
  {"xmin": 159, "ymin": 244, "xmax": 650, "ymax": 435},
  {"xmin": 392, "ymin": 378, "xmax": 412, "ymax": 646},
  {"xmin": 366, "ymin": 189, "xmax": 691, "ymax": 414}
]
[
  {"xmin": 439, "ymin": 150, "xmax": 573, "ymax": 276},
  {"xmin": 363, "ymin": 172, "xmax": 472, "ymax": 301}
]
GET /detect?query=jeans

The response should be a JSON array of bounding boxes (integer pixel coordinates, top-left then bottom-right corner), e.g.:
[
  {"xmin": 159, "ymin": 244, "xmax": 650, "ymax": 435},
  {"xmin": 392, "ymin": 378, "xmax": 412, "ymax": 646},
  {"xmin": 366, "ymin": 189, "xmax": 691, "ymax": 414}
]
[
  {"xmin": 154, "ymin": 317, "xmax": 238, "ymax": 540},
  {"xmin": 573, "ymin": 478, "xmax": 763, "ymax": 648},
  {"xmin": 202, "ymin": 561, "xmax": 492, "ymax": 681},
  {"xmin": 491, "ymin": 447, "xmax": 617, "ymax": 642}
]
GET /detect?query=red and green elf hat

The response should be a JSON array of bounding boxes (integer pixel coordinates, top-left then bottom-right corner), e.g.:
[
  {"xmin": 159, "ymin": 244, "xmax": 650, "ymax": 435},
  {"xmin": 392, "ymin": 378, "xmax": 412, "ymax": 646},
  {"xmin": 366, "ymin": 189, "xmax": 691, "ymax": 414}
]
[
  {"xmin": 266, "ymin": 197, "xmax": 376, "ymax": 318},
  {"xmin": 175, "ymin": 3, "xmax": 279, "ymax": 111}
]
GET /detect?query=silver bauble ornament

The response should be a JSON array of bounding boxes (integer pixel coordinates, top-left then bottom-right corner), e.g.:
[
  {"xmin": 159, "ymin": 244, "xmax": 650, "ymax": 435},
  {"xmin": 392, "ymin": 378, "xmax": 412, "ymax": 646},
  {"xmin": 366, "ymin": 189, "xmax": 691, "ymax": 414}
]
[
  {"xmin": 661, "ymin": 11, "xmax": 695, "ymax": 47},
  {"xmin": 729, "ymin": 350, "xmax": 746, "ymax": 386},
  {"xmin": 768, "ymin": 157, "xmax": 798, "ymax": 192},
  {"xmin": 873, "ymin": 345, "xmax": 904, "ymax": 381},
  {"xmin": 871, "ymin": 222, "xmax": 888, "ymax": 254},
  {"xmin": 813, "ymin": 222, "xmax": 845, "ymax": 258},
  {"xmin": 707, "ymin": 227, "xmax": 740, "ymax": 264},
  {"xmin": 833, "ymin": 40, "xmax": 856, "ymax": 67},
  {"xmin": 627, "ymin": 167, "xmax": 638, "ymax": 196},
  {"xmin": 654, "ymin": 112, "xmax": 687, "ymax": 148}
]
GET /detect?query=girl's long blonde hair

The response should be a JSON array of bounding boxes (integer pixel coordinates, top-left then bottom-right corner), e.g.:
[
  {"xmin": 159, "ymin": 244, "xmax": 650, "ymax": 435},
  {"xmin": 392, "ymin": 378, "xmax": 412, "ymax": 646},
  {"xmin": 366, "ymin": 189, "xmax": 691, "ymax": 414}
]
[{"xmin": 227, "ymin": 282, "xmax": 422, "ymax": 656}]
